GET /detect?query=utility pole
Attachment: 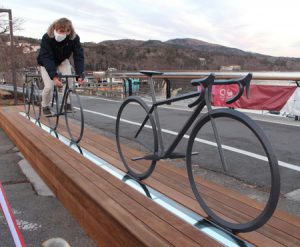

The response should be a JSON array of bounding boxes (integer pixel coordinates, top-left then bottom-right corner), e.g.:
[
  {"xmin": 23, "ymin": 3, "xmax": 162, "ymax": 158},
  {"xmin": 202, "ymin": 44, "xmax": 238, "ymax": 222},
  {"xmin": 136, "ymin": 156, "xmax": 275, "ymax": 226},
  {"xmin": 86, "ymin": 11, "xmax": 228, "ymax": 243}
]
[{"xmin": 0, "ymin": 9, "xmax": 17, "ymax": 105}]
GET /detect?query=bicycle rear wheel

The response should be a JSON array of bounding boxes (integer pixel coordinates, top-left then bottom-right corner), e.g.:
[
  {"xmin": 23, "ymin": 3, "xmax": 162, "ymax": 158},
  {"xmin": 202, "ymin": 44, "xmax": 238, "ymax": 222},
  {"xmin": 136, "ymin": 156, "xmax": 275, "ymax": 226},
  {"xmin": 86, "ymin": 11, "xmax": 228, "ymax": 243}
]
[
  {"xmin": 116, "ymin": 96, "xmax": 158, "ymax": 180},
  {"xmin": 32, "ymin": 83, "xmax": 41, "ymax": 123},
  {"xmin": 64, "ymin": 89, "xmax": 84, "ymax": 144},
  {"xmin": 48, "ymin": 87, "xmax": 59, "ymax": 132},
  {"xmin": 23, "ymin": 83, "xmax": 31, "ymax": 117},
  {"xmin": 186, "ymin": 108, "xmax": 280, "ymax": 232}
]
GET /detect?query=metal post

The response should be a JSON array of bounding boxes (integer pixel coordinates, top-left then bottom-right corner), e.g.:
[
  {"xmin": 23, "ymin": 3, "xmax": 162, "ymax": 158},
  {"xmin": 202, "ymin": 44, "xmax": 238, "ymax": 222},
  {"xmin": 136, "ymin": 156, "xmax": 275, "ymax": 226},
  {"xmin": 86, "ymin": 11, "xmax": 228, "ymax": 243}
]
[
  {"xmin": 128, "ymin": 78, "xmax": 132, "ymax": 96},
  {"xmin": 122, "ymin": 79, "xmax": 127, "ymax": 97},
  {"xmin": 0, "ymin": 9, "xmax": 16, "ymax": 104},
  {"xmin": 165, "ymin": 78, "xmax": 171, "ymax": 104},
  {"xmin": 8, "ymin": 10, "xmax": 16, "ymax": 105}
]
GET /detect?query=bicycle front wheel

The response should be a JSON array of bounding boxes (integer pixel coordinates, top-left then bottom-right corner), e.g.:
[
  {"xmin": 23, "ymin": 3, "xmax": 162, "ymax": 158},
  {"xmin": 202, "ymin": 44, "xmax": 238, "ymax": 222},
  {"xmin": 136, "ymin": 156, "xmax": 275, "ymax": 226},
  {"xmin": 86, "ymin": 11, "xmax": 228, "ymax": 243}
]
[
  {"xmin": 32, "ymin": 83, "xmax": 41, "ymax": 122},
  {"xmin": 186, "ymin": 108, "xmax": 280, "ymax": 232},
  {"xmin": 116, "ymin": 96, "xmax": 158, "ymax": 180},
  {"xmin": 23, "ymin": 83, "xmax": 30, "ymax": 117},
  {"xmin": 48, "ymin": 87, "xmax": 59, "ymax": 132},
  {"xmin": 64, "ymin": 89, "xmax": 84, "ymax": 144}
]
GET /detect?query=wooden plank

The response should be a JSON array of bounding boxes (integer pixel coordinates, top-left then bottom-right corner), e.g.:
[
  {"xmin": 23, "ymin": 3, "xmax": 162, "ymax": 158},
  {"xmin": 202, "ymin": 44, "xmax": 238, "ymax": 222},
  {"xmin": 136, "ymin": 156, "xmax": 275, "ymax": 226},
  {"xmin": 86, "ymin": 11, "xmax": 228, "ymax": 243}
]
[
  {"xmin": 46, "ymin": 114, "xmax": 300, "ymax": 246},
  {"xmin": 89, "ymin": 135, "xmax": 300, "ymax": 246},
  {"xmin": 58, "ymin": 132, "xmax": 286, "ymax": 247},
  {"xmin": 0, "ymin": 107, "xmax": 173, "ymax": 247},
  {"xmin": 11, "ymin": 106, "xmax": 300, "ymax": 246},
  {"xmin": 20, "ymin": 108, "xmax": 220, "ymax": 247}
]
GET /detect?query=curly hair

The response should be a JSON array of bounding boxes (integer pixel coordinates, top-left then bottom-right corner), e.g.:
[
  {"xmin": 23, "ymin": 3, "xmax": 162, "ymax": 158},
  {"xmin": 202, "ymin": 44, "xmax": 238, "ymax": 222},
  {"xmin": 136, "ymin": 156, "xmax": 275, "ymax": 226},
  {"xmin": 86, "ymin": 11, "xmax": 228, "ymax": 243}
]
[{"xmin": 47, "ymin": 17, "xmax": 76, "ymax": 40}]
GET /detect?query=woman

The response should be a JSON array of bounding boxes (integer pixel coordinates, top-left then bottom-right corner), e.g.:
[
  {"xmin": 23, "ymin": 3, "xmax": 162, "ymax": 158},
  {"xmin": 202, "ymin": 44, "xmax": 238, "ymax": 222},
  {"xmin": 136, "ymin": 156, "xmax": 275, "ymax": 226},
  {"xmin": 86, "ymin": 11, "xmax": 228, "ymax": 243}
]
[{"xmin": 37, "ymin": 17, "xmax": 84, "ymax": 116}]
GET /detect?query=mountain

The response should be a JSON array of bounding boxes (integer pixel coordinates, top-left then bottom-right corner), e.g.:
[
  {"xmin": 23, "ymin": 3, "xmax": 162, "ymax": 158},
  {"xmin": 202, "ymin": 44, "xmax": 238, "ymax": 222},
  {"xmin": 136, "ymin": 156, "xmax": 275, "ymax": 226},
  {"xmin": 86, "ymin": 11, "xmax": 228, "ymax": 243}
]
[
  {"xmin": 166, "ymin": 38, "xmax": 220, "ymax": 47},
  {"xmin": 83, "ymin": 38, "xmax": 300, "ymax": 71},
  {"xmin": 2, "ymin": 35, "xmax": 300, "ymax": 72}
]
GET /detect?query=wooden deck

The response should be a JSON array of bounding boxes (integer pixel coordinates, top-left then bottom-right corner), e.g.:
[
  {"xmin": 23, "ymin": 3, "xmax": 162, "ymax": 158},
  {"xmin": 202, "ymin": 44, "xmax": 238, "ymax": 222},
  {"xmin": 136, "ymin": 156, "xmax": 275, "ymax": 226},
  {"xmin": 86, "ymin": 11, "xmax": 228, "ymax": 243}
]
[{"xmin": 0, "ymin": 105, "xmax": 299, "ymax": 247}]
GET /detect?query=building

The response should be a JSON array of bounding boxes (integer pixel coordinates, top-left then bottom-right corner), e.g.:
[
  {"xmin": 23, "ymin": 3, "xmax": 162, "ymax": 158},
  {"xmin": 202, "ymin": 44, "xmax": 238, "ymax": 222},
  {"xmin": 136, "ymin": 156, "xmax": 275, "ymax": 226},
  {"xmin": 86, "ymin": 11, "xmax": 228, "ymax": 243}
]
[{"xmin": 220, "ymin": 65, "xmax": 241, "ymax": 71}]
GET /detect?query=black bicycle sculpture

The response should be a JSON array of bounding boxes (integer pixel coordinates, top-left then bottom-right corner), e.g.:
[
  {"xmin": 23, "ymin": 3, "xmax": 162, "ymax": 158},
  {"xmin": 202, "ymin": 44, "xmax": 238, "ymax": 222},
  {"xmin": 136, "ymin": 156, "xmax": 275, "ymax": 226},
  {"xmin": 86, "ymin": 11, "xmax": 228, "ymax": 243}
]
[
  {"xmin": 23, "ymin": 74, "xmax": 42, "ymax": 126},
  {"xmin": 116, "ymin": 71, "xmax": 280, "ymax": 232},
  {"xmin": 48, "ymin": 74, "xmax": 84, "ymax": 144}
]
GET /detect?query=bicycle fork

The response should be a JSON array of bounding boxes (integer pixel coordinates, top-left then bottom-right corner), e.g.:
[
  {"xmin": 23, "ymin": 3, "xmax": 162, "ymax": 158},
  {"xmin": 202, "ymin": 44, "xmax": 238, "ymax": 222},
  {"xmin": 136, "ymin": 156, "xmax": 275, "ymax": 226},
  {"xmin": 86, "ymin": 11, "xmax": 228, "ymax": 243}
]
[{"xmin": 205, "ymin": 85, "xmax": 228, "ymax": 172}]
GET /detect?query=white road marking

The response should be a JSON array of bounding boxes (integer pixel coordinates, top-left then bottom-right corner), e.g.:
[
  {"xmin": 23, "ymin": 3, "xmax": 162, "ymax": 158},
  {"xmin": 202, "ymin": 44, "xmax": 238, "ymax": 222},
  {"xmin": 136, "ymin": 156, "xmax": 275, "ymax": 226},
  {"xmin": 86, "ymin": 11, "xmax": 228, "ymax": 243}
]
[
  {"xmin": 78, "ymin": 107, "xmax": 300, "ymax": 172},
  {"xmin": 81, "ymin": 95, "xmax": 300, "ymax": 127}
]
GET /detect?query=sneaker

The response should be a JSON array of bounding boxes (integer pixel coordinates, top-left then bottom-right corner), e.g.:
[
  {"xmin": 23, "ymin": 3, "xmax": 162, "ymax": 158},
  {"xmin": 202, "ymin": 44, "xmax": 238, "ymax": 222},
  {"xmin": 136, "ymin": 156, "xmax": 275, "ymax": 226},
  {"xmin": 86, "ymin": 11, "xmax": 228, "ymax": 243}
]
[
  {"xmin": 65, "ymin": 103, "xmax": 73, "ymax": 112},
  {"xmin": 42, "ymin": 106, "xmax": 52, "ymax": 117}
]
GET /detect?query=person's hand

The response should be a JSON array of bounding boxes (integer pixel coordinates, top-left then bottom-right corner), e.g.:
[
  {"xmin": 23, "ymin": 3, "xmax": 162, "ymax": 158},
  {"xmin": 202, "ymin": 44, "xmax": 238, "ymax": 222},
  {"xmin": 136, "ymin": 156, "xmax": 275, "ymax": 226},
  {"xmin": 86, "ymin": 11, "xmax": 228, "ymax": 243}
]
[
  {"xmin": 53, "ymin": 77, "xmax": 63, "ymax": 88},
  {"xmin": 77, "ymin": 77, "xmax": 85, "ymax": 86}
]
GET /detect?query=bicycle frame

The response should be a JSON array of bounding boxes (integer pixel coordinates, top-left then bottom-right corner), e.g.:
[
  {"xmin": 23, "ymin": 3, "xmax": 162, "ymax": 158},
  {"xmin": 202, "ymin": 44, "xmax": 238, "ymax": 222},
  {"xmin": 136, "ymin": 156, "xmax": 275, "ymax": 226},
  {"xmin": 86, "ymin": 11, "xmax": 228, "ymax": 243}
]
[
  {"xmin": 47, "ymin": 74, "xmax": 85, "ymax": 144},
  {"xmin": 138, "ymin": 76, "xmax": 209, "ymax": 159},
  {"xmin": 25, "ymin": 75, "xmax": 39, "ymax": 102},
  {"xmin": 24, "ymin": 74, "xmax": 42, "ymax": 125},
  {"xmin": 133, "ymin": 74, "xmax": 234, "ymax": 171},
  {"xmin": 52, "ymin": 77, "xmax": 72, "ymax": 116}
]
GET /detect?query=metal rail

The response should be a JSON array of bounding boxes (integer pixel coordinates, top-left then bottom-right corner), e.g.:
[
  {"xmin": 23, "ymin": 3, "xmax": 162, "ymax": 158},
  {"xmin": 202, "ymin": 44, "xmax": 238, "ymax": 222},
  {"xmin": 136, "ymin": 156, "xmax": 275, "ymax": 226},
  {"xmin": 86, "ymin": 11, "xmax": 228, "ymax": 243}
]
[{"xmin": 113, "ymin": 71, "xmax": 300, "ymax": 81}]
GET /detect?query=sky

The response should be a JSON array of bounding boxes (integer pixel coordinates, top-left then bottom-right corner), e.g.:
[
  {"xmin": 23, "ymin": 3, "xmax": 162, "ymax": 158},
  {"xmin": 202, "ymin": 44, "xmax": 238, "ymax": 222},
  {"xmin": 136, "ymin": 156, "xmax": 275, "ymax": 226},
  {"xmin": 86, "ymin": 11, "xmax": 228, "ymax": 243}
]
[{"xmin": 1, "ymin": 0, "xmax": 300, "ymax": 58}]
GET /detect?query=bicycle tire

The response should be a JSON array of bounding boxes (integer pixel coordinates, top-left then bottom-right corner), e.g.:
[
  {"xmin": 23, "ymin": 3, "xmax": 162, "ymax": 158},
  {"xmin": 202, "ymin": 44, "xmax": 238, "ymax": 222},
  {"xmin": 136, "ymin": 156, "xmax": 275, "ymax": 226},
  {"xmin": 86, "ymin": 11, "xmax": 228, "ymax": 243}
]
[
  {"xmin": 116, "ymin": 96, "xmax": 158, "ymax": 180},
  {"xmin": 64, "ymin": 89, "xmax": 84, "ymax": 144},
  {"xmin": 186, "ymin": 108, "xmax": 280, "ymax": 232},
  {"xmin": 23, "ymin": 83, "xmax": 30, "ymax": 116},
  {"xmin": 48, "ymin": 87, "xmax": 59, "ymax": 132},
  {"xmin": 32, "ymin": 83, "xmax": 41, "ymax": 123}
]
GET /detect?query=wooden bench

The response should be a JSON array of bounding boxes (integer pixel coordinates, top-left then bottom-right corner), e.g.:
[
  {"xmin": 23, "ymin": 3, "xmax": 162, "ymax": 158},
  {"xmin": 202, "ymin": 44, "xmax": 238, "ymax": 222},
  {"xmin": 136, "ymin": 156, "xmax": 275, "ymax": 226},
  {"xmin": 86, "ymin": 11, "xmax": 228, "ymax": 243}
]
[
  {"xmin": 0, "ymin": 106, "xmax": 221, "ymax": 247},
  {"xmin": 60, "ymin": 122, "xmax": 300, "ymax": 247},
  {"xmin": 1, "ymin": 105, "xmax": 300, "ymax": 246},
  {"xmin": 38, "ymin": 107, "xmax": 300, "ymax": 247}
]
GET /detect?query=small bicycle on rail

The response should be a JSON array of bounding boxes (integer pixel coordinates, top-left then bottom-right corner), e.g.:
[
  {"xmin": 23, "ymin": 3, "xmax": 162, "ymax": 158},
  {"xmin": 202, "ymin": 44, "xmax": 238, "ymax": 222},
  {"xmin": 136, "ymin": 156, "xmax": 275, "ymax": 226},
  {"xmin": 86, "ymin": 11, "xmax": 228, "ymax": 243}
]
[
  {"xmin": 47, "ymin": 74, "xmax": 84, "ymax": 144},
  {"xmin": 23, "ymin": 74, "xmax": 42, "ymax": 125},
  {"xmin": 116, "ymin": 71, "xmax": 280, "ymax": 232}
]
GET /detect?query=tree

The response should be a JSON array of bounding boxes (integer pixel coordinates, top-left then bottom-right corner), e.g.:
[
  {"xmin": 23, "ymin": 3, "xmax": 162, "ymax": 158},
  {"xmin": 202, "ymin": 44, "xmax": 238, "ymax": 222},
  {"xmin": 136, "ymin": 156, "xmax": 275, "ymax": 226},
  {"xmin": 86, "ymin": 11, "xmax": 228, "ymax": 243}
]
[
  {"xmin": 0, "ymin": 11, "xmax": 24, "ymax": 34},
  {"xmin": 0, "ymin": 8, "xmax": 25, "ymax": 92}
]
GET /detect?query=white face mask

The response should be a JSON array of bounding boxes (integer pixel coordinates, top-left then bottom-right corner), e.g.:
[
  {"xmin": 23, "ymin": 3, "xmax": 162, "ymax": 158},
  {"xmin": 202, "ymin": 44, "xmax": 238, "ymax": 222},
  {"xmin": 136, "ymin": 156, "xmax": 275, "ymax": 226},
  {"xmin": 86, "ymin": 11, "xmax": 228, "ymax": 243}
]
[{"xmin": 54, "ymin": 30, "xmax": 67, "ymax": 42}]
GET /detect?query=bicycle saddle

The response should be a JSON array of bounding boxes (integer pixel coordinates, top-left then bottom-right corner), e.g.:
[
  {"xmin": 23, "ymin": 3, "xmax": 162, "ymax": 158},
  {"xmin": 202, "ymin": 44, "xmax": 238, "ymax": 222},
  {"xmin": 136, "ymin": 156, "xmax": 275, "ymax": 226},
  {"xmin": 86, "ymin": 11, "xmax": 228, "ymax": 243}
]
[{"xmin": 140, "ymin": 70, "xmax": 164, "ymax": 76}]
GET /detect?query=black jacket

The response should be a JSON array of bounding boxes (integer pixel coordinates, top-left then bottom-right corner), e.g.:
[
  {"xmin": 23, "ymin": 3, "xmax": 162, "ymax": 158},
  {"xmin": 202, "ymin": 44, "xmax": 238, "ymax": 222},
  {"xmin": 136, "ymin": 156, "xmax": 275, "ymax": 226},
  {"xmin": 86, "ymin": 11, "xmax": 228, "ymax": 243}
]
[{"xmin": 37, "ymin": 33, "xmax": 84, "ymax": 79}]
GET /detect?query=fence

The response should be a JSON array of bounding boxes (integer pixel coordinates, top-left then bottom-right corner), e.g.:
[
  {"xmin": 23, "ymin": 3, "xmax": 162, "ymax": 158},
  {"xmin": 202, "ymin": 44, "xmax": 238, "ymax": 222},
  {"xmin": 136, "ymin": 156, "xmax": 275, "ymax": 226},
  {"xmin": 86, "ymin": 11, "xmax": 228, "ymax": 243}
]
[
  {"xmin": 8, "ymin": 71, "xmax": 300, "ymax": 117},
  {"xmin": 112, "ymin": 71, "xmax": 300, "ymax": 116}
]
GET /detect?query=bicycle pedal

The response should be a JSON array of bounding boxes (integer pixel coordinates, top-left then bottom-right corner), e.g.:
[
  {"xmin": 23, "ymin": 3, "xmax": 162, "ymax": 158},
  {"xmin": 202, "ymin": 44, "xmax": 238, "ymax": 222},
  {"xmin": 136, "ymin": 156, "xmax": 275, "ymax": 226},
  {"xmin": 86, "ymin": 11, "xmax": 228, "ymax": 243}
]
[
  {"xmin": 65, "ymin": 110, "xmax": 75, "ymax": 113},
  {"xmin": 168, "ymin": 152, "xmax": 199, "ymax": 159},
  {"xmin": 132, "ymin": 153, "xmax": 161, "ymax": 161},
  {"xmin": 46, "ymin": 112, "xmax": 58, "ymax": 118},
  {"xmin": 168, "ymin": 152, "xmax": 186, "ymax": 159}
]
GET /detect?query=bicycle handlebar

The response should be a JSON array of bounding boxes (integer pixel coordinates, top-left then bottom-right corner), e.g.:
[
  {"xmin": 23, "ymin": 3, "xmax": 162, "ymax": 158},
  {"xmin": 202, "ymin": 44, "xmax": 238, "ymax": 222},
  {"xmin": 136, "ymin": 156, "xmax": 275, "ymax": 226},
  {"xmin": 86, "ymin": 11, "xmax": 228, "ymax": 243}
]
[
  {"xmin": 140, "ymin": 70, "xmax": 164, "ymax": 76},
  {"xmin": 57, "ymin": 74, "xmax": 85, "ymax": 80},
  {"xmin": 188, "ymin": 74, "xmax": 215, "ymax": 108},
  {"xmin": 25, "ymin": 74, "xmax": 41, "ymax": 78},
  {"xmin": 213, "ymin": 73, "xmax": 252, "ymax": 104},
  {"xmin": 189, "ymin": 73, "xmax": 252, "ymax": 105}
]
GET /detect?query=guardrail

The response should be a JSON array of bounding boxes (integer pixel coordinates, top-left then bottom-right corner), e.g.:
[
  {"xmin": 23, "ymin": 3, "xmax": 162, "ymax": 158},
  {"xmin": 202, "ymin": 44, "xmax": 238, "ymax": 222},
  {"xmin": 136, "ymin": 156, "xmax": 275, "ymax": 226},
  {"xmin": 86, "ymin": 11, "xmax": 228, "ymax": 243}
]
[
  {"xmin": 111, "ymin": 71, "xmax": 300, "ymax": 100},
  {"xmin": 113, "ymin": 71, "xmax": 300, "ymax": 80},
  {"xmin": 2, "ymin": 71, "xmax": 300, "ymax": 100}
]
